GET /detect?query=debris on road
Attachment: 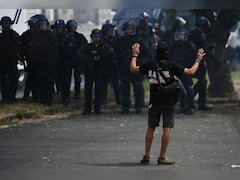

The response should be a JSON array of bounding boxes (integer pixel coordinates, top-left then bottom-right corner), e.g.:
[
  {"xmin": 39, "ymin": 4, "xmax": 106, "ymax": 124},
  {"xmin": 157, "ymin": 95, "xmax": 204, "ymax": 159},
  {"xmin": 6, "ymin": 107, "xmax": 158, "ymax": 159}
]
[{"xmin": 231, "ymin": 164, "xmax": 240, "ymax": 168}]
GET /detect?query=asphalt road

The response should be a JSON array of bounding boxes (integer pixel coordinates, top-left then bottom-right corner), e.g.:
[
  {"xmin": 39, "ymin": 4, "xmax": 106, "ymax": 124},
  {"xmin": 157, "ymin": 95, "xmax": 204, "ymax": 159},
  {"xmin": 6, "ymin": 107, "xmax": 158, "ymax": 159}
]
[{"xmin": 0, "ymin": 105, "xmax": 240, "ymax": 178}]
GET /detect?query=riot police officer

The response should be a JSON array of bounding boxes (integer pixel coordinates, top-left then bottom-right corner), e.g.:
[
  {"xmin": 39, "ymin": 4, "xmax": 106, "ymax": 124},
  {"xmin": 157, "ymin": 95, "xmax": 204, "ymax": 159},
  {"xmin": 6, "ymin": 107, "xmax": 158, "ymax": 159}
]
[
  {"xmin": 20, "ymin": 16, "xmax": 39, "ymax": 101},
  {"xmin": 51, "ymin": 19, "xmax": 66, "ymax": 95},
  {"xmin": 163, "ymin": 16, "xmax": 186, "ymax": 47},
  {"xmin": 28, "ymin": 16, "xmax": 57, "ymax": 106},
  {"xmin": 0, "ymin": 16, "xmax": 20, "ymax": 103},
  {"xmin": 81, "ymin": 29, "xmax": 107, "ymax": 114},
  {"xmin": 101, "ymin": 23, "xmax": 121, "ymax": 105},
  {"xmin": 115, "ymin": 21, "xmax": 145, "ymax": 114},
  {"xmin": 135, "ymin": 12, "xmax": 158, "ymax": 64},
  {"xmin": 61, "ymin": 20, "xmax": 88, "ymax": 104},
  {"xmin": 169, "ymin": 28, "xmax": 196, "ymax": 114},
  {"xmin": 153, "ymin": 23, "xmax": 165, "ymax": 43},
  {"xmin": 103, "ymin": 19, "xmax": 120, "ymax": 38},
  {"xmin": 136, "ymin": 12, "xmax": 157, "ymax": 107},
  {"xmin": 188, "ymin": 17, "xmax": 212, "ymax": 110}
]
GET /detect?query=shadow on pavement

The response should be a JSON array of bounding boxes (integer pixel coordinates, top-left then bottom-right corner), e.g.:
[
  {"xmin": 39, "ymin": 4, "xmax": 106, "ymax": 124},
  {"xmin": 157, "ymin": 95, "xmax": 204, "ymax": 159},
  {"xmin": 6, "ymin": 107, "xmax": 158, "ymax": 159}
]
[{"xmin": 77, "ymin": 162, "xmax": 153, "ymax": 167}]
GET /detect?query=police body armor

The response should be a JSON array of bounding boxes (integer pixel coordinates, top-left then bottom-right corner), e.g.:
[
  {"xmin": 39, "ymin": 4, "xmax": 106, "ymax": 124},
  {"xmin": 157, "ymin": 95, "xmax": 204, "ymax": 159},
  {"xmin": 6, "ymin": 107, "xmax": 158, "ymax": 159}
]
[
  {"xmin": 135, "ymin": 25, "xmax": 154, "ymax": 63},
  {"xmin": 0, "ymin": 29, "xmax": 20, "ymax": 65},
  {"xmin": 116, "ymin": 35, "xmax": 142, "ymax": 69},
  {"xmin": 169, "ymin": 41, "xmax": 196, "ymax": 68},
  {"xmin": 188, "ymin": 29, "xmax": 208, "ymax": 78},
  {"xmin": 29, "ymin": 30, "xmax": 57, "ymax": 63},
  {"xmin": 102, "ymin": 37, "xmax": 117, "ymax": 70},
  {"xmin": 136, "ymin": 25, "xmax": 153, "ymax": 50}
]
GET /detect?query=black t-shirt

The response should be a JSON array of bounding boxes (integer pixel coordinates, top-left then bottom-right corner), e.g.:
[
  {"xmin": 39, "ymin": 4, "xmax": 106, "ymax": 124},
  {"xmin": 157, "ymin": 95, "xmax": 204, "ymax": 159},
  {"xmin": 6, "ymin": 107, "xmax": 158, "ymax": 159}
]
[{"xmin": 139, "ymin": 60, "xmax": 185, "ymax": 106}]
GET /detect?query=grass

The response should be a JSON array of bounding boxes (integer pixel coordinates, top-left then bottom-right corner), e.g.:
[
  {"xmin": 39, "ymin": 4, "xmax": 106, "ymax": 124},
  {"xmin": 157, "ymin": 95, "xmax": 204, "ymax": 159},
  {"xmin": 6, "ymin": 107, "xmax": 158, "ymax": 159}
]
[
  {"xmin": 0, "ymin": 86, "xmax": 118, "ymax": 126},
  {"xmin": 143, "ymin": 71, "xmax": 240, "ymax": 91},
  {"xmin": 1, "ymin": 71, "xmax": 240, "ymax": 126}
]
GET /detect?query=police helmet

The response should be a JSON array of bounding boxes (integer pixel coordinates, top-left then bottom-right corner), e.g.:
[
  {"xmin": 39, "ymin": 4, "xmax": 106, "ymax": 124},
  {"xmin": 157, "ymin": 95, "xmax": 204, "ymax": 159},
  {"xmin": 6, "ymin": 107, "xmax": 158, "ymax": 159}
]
[
  {"xmin": 37, "ymin": 16, "xmax": 49, "ymax": 30},
  {"xmin": 156, "ymin": 41, "xmax": 168, "ymax": 60},
  {"xmin": 27, "ymin": 17, "xmax": 39, "ymax": 27},
  {"xmin": 195, "ymin": 16, "xmax": 211, "ymax": 29},
  {"xmin": 31, "ymin": 14, "xmax": 46, "ymax": 20},
  {"xmin": 139, "ymin": 12, "xmax": 149, "ymax": 20},
  {"xmin": 102, "ymin": 24, "xmax": 115, "ymax": 36},
  {"xmin": 122, "ymin": 21, "xmax": 134, "ymax": 31},
  {"xmin": 172, "ymin": 16, "xmax": 186, "ymax": 29},
  {"xmin": 67, "ymin": 20, "xmax": 78, "ymax": 27},
  {"xmin": 90, "ymin": 29, "xmax": 102, "ymax": 37},
  {"xmin": 54, "ymin": 19, "xmax": 65, "ymax": 27},
  {"xmin": 0, "ymin": 16, "xmax": 14, "ymax": 25},
  {"xmin": 174, "ymin": 28, "xmax": 188, "ymax": 41},
  {"xmin": 103, "ymin": 19, "xmax": 113, "ymax": 25}
]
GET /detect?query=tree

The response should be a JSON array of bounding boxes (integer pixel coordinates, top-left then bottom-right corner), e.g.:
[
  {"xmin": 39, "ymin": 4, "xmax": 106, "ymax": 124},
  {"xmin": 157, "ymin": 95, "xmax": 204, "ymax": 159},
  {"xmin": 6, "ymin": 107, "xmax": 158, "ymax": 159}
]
[{"xmin": 189, "ymin": 9, "xmax": 240, "ymax": 99}]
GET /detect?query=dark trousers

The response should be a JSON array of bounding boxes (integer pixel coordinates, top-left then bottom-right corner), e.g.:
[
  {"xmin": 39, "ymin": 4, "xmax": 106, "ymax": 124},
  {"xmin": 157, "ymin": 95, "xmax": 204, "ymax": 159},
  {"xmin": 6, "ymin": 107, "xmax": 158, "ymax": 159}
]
[
  {"xmin": 120, "ymin": 68, "xmax": 143, "ymax": 110},
  {"xmin": 61, "ymin": 61, "xmax": 82, "ymax": 101},
  {"xmin": 194, "ymin": 76, "xmax": 207, "ymax": 108},
  {"xmin": 23, "ymin": 62, "xmax": 38, "ymax": 101},
  {"xmin": 179, "ymin": 75, "xmax": 195, "ymax": 109},
  {"xmin": 35, "ymin": 62, "xmax": 54, "ymax": 105},
  {"xmin": 0, "ymin": 62, "xmax": 18, "ymax": 102},
  {"xmin": 194, "ymin": 62, "xmax": 207, "ymax": 108},
  {"xmin": 84, "ymin": 69, "xmax": 104, "ymax": 112},
  {"xmin": 103, "ymin": 61, "xmax": 121, "ymax": 104}
]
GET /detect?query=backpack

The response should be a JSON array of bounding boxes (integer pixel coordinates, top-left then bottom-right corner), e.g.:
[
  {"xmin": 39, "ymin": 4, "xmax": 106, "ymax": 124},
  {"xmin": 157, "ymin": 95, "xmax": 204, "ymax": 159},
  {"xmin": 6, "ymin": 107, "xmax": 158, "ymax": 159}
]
[{"xmin": 155, "ymin": 61, "xmax": 182, "ymax": 105}]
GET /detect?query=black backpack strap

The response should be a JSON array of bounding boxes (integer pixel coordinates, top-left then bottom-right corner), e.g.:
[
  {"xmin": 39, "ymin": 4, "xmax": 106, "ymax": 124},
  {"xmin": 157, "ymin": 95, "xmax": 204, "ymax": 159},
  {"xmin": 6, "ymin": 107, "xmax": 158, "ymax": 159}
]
[{"xmin": 155, "ymin": 61, "xmax": 170, "ymax": 84}]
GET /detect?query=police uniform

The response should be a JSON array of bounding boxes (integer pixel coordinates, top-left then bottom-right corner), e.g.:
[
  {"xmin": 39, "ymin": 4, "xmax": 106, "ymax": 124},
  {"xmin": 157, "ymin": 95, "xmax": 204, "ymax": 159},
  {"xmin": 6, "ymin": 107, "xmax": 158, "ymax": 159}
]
[
  {"xmin": 135, "ymin": 24, "xmax": 155, "ymax": 64},
  {"xmin": 188, "ymin": 28, "xmax": 209, "ymax": 110},
  {"xmin": 81, "ymin": 42, "xmax": 107, "ymax": 114},
  {"xmin": 115, "ymin": 34, "xmax": 145, "ymax": 113},
  {"xmin": 101, "ymin": 26, "xmax": 121, "ymax": 105},
  {"xmin": 169, "ymin": 39, "xmax": 196, "ymax": 114},
  {"xmin": 0, "ymin": 17, "xmax": 20, "ymax": 102},
  {"xmin": 60, "ymin": 31, "xmax": 88, "ymax": 104},
  {"xmin": 28, "ymin": 28, "xmax": 57, "ymax": 106},
  {"xmin": 20, "ymin": 28, "xmax": 39, "ymax": 101}
]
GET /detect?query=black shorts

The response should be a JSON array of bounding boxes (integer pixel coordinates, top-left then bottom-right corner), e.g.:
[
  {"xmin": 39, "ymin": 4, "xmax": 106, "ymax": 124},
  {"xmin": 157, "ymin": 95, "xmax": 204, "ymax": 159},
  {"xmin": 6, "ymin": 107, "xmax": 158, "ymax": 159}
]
[{"xmin": 148, "ymin": 104, "xmax": 175, "ymax": 128}]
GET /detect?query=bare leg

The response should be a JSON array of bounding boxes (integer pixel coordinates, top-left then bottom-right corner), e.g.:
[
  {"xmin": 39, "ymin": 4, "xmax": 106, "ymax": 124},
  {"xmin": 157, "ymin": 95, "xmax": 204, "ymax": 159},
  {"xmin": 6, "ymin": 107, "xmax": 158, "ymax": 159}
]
[
  {"xmin": 145, "ymin": 127, "xmax": 155, "ymax": 158},
  {"xmin": 159, "ymin": 128, "xmax": 171, "ymax": 158}
]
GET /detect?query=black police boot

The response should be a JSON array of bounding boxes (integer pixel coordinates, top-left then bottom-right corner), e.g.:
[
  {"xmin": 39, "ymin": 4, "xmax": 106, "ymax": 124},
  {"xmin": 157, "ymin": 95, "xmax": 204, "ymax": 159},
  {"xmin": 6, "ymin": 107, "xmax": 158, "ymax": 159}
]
[
  {"xmin": 94, "ymin": 109, "xmax": 102, "ymax": 114},
  {"xmin": 121, "ymin": 107, "xmax": 129, "ymax": 114},
  {"xmin": 177, "ymin": 106, "xmax": 188, "ymax": 114},
  {"xmin": 75, "ymin": 95, "xmax": 80, "ymax": 100},
  {"xmin": 116, "ymin": 100, "xmax": 122, "ymax": 105},
  {"xmin": 82, "ymin": 108, "xmax": 92, "ymax": 115},
  {"xmin": 61, "ymin": 99, "xmax": 69, "ymax": 106},
  {"xmin": 185, "ymin": 108, "xmax": 194, "ymax": 115},
  {"xmin": 135, "ymin": 107, "xmax": 142, "ymax": 114},
  {"xmin": 199, "ymin": 105, "xmax": 213, "ymax": 111}
]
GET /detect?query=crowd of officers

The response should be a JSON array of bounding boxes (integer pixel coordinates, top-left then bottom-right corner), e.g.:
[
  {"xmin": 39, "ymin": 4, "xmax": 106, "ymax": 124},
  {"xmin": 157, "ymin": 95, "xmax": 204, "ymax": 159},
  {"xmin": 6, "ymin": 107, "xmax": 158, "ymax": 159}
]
[{"xmin": 0, "ymin": 12, "xmax": 213, "ymax": 115}]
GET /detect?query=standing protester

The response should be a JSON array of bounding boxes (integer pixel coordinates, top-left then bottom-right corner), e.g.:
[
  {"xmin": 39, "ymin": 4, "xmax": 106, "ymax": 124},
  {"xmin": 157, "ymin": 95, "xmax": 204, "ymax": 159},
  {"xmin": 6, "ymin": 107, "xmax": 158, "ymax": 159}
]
[
  {"xmin": 63, "ymin": 20, "xmax": 88, "ymax": 102},
  {"xmin": 101, "ymin": 23, "xmax": 121, "ymax": 105},
  {"xmin": 130, "ymin": 41, "xmax": 205, "ymax": 165},
  {"xmin": 169, "ymin": 28, "xmax": 197, "ymax": 115},
  {"xmin": 115, "ymin": 21, "xmax": 145, "ymax": 114},
  {"xmin": 188, "ymin": 17, "xmax": 213, "ymax": 110},
  {"xmin": 0, "ymin": 16, "xmax": 20, "ymax": 103},
  {"xmin": 20, "ymin": 17, "xmax": 39, "ymax": 101},
  {"xmin": 81, "ymin": 29, "xmax": 107, "ymax": 114},
  {"xmin": 51, "ymin": 19, "xmax": 66, "ymax": 96},
  {"xmin": 28, "ymin": 16, "xmax": 57, "ymax": 106}
]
